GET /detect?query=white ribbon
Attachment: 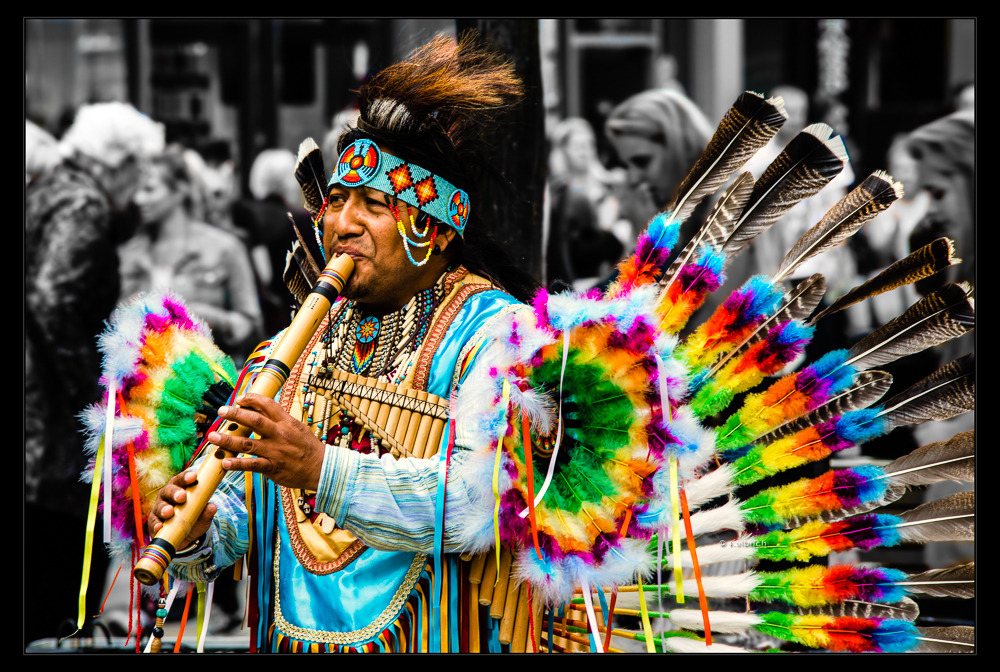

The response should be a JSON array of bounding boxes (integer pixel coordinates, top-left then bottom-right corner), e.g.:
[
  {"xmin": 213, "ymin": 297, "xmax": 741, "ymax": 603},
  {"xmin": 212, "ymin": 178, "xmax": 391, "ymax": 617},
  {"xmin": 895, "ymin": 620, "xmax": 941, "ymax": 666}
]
[
  {"xmin": 579, "ymin": 577, "xmax": 604, "ymax": 653},
  {"xmin": 143, "ymin": 580, "xmax": 182, "ymax": 653},
  {"xmin": 519, "ymin": 329, "xmax": 571, "ymax": 518}
]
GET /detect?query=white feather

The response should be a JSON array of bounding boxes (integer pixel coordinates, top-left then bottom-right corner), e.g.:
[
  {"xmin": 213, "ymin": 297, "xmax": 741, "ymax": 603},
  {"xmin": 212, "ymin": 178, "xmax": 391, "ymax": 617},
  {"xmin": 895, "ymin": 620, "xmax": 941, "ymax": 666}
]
[
  {"xmin": 683, "ymin": 464, "xmax": 736, "ymax": 510},
  {"xmin": 615, "ymin": 571, "xmax": 761, "ymax": 608},
  {"xmin": 670, "ymin": 608, "xmax": 759, "ymax": 633},
  {"xmin": 671, "ymin": 539, "xmax": 756, "ymax": 568},
  {"xmin": 688, "ymin": 499, "xmax": 746, "ymax": 536},
  {"xmin": 663, "ymin": 637, "xmax": 751, "ymax": 653}
]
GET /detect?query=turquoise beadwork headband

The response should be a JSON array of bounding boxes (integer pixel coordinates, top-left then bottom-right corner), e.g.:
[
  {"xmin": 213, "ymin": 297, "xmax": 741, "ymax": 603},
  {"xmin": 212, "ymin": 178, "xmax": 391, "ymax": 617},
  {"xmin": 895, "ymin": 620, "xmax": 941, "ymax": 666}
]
[{"xmin": 331, "ymin": 138, "xmax": 471, "ymax": 237}]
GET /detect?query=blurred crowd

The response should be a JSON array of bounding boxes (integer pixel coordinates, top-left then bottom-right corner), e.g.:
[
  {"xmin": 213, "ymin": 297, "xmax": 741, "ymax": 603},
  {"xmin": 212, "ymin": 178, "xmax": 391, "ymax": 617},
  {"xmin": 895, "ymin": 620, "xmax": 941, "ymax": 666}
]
[
  {"xmin": 543, "ymin": 82, "xmax": 975, "ymax": 358},
  {"xmin": 24, "ymin": 101, "xmax": 364, "ymax": 645},
  {"xmin": 25, "ymin": 74, "xmax": 973, "ymax": 645}
]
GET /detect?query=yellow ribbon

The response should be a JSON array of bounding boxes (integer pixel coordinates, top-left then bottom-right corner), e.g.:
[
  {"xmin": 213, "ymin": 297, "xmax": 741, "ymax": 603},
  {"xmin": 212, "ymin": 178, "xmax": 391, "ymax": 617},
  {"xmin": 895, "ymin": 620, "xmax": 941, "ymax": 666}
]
[
  {"xmin": 669, "ymin": 455, "xmax": 683, "ymax": 603},
  {"xmin": 193, "ymin": 345, "xmax": 236, "ymax": 388},
  {"xmin": 491, "ymin": 379, "xmax": 511, "ymax": 580},
  {"xmin": 636, "ymin": 573, "xmax": 656, "ymax": 653},
  {"xmin": 75, "ymin": 432, "xmax": 106, "ymax": 636}
]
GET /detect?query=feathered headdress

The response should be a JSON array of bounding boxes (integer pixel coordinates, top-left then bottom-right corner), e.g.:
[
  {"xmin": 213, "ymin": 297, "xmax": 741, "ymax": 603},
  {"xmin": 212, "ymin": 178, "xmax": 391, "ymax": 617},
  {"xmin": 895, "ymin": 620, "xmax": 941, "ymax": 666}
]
[
  {"xmin": 284, "ymin": 33, "xmax": 525, "ymax": 303},
  {"xmin": 448, "ymin": 89, "xmax": 974, "ymax": 653}
]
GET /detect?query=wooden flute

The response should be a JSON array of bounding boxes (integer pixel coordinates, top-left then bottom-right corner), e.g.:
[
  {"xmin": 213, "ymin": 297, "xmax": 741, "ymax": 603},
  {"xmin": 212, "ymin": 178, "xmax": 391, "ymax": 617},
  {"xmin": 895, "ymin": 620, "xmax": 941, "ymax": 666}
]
[{"xmin": 133, "ymin": 253, "xmax": 355, "ymax": 586}]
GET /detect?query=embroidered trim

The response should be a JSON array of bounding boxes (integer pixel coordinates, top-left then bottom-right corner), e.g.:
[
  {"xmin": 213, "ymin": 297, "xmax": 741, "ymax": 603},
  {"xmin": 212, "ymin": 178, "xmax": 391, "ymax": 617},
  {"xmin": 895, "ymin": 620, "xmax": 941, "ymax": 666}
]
[
  {"xmin": 272, "ymin": 529, "xmax": 428, "ymax": 646},
  {"xmin": 412, "ymin": 269, "xmax": 497, "ymax": 391},
  {"xmin": 277, "ymin": 303, "xmax": 368, "ymax": 574},
  {"xmin": 279, "ymin": 484, "xmax": 367, "ymax": 574}
]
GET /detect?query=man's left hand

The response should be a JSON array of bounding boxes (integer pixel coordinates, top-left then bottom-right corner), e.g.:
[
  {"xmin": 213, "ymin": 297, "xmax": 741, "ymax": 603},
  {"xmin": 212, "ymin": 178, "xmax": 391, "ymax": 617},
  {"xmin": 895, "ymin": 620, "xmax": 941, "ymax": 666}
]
[{"xmin": 209, "ymin": 393, "xmax": 325, "ymax": 491}]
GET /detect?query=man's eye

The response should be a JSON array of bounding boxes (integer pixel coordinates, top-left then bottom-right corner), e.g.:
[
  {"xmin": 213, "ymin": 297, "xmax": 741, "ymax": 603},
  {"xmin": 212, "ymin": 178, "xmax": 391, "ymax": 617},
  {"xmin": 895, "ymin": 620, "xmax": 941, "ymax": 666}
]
[{"xmin": 629, "ymin": 156, "xmax": 652, "ymax": 170}]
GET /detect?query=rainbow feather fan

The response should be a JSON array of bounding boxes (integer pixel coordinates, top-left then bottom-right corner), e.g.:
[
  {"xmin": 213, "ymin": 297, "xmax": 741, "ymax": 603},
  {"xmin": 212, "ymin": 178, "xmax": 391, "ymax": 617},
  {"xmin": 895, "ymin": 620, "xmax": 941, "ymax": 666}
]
[
  {"xmin": 80, "ymin": 291, "xmax": 237, "ymax": 562},
  {"xmin": 450, "ymin": 90, "xmax": 974, "ymax": 652},
  {"xmin": 454, "ymin": 280, "xmax": 680, "ymax": 604}
]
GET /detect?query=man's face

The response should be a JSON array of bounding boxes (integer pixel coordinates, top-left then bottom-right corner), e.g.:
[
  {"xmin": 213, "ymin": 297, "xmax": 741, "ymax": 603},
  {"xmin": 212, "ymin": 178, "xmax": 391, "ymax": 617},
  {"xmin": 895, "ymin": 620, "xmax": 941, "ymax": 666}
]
[{"xmin": 322, "ymin": 183, "xmax": 437, "ymax": 313}]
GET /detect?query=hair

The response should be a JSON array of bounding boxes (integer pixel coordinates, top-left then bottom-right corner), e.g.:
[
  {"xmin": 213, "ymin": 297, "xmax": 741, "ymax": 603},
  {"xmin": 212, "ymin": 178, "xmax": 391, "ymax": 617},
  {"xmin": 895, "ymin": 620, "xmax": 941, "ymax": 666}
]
[
  {"xmin": 905, "ymin": 109, "xmax": 975, "ymax": 289},
  {"xmin": 906, "ymin": 110, "xmax": 975, "ymax": 182},
  {"xmin": 551, "ymin": 117, "xmax": 595, "ymax": 150},
  {"xmin": 604, "ymin": 88, "xmax": 713, "ymax": 163},
  {"xmin": 337, "ymin": 31, "xmax": 537, "ymax": 300},
  {"xmin": 249, "ymin": 148, "xmax": 297, "ymax": 202},
  {"xmin": 548, "ymin": 117, "xmax": 595, "ymax": 177},
  {"xmin": 150, "ymin": 145, "xmax": 194, "ymax": 189},
  {"xmin": 341, "ymin": 33, "xmax": 523, "ymax": 191},
  {"xmin": 26, "ymin": 120, "xmax": 60, "ymax": 182},
  {"xmin": 59, "ymin": 102, "xmax": 165, "ymax": 168}
]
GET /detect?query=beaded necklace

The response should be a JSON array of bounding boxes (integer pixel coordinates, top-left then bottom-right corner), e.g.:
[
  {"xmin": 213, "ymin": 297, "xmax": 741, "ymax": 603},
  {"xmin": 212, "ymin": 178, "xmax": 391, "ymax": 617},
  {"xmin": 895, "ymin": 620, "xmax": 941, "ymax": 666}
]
[{"xmin": 297, "ymin": 271, "xmax": 448, "ymax": 454}]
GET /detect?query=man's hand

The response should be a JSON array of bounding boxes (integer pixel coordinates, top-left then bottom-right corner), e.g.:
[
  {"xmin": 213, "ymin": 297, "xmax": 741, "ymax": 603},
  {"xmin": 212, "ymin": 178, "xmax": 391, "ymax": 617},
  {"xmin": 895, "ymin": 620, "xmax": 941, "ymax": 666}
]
[
  {"xmin": 148, "ymin": 469, "xmax": 218, "ymax": 550},
  {"xmin": 209, "ymin": 392, "xmax": 326, "ymax": 491}
]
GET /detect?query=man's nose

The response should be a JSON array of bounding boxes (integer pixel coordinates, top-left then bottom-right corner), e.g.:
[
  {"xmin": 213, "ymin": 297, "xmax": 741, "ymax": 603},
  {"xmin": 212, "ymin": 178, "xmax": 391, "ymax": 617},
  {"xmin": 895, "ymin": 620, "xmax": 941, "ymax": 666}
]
[{"xmin": 326, "ymin": 193, "xmax": 365, "ymax": 237}]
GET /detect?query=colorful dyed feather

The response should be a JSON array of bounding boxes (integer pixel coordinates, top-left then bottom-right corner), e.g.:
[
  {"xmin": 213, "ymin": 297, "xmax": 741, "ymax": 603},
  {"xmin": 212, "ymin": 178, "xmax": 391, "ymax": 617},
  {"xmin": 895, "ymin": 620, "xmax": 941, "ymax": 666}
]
[
  {"xmin": 80, "ymin": 291, "xmax": 237, "ymax": 562},
  {"xmin": 450, "ymin": 89, "xmax": 974, "ymax": 653},
  {"xmin": 79, "ymin": 87, "xmax": 974, "ymax": 654}
]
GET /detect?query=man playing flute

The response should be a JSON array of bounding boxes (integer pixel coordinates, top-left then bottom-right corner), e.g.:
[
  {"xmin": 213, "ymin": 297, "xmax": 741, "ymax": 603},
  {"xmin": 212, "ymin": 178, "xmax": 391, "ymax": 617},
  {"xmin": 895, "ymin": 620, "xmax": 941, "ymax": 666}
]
[{"xmin": 148, "ymin": 33, "xmax": 537, "ymax": 652}]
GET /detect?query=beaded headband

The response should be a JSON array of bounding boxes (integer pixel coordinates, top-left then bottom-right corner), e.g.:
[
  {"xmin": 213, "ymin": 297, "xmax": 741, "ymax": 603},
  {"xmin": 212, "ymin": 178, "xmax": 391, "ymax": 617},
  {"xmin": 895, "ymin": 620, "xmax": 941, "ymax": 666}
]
[{"xmin": 331, "ymin": 138, "xmax": 471, "ymax": 236}]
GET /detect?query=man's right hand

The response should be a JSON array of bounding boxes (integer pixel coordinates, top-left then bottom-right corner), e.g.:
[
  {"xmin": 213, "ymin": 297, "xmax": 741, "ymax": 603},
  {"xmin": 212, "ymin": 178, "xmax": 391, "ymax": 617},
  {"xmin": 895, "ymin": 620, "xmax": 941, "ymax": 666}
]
[{"xmin": 147, "ymin": 469, "xmax": 218, "ymax": 551}]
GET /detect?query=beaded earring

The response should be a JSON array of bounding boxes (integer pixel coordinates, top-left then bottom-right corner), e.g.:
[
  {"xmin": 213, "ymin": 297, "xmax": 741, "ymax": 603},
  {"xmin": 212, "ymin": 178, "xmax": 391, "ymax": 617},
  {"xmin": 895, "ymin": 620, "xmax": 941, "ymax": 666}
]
[
  {"xmin": 387, "ymin": 195, "xmax": 438, "ymax": 267},
  {"xmin": 309, "ymin": 190, "xmax": 333, "ymax": 264}
]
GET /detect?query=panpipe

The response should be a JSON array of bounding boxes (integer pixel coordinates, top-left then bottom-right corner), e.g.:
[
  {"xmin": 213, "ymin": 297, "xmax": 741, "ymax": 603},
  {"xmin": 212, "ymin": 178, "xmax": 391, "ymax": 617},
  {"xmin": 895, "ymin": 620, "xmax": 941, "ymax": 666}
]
[
  {"xmin": 308, "ymin": 367, "xmax": 451, "ymax": 460},
  {"xmin": 133, "ymin": 253, "xmax": 355, "ymax": 586},
  {"xmin": 464, "ymin": 548, "xmax": 544, "ymax": 653},
  {"xmin": 313, "ymin": 372, "xmax": 547, "ymax": 652}
]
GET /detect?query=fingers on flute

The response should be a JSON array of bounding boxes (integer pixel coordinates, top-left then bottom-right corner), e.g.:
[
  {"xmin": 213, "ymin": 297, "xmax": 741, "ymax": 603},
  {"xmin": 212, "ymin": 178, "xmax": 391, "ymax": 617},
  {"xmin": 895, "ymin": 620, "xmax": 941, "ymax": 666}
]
[
  {"xmin": 166, "ymin": 471, "xmax": 198, "ymax": 504},
  {"xmin": 215, "ymin": 403, "xmax": 276, "ymax": 440},
  {"xmin": 149, "ymin": 470, "xmax": 199, "ymax": 531},
  {"xmin": 229, "ymin": 392, "xmax": 281, "ymax": 418},
  {"xmin": 209, "ymin": 429, "xmax": 257, "ymax": 455},
  {"xmin": 221, "ymin": 456, "xmax": 271, "ymax": 475}
]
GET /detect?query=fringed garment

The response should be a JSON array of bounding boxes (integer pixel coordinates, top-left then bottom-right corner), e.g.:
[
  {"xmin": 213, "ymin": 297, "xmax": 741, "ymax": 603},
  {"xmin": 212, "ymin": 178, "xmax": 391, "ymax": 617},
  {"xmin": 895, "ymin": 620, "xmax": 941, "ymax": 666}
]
[{"xmin": 237, "ymin": 267, "xmax": 522, "ymax": 651}]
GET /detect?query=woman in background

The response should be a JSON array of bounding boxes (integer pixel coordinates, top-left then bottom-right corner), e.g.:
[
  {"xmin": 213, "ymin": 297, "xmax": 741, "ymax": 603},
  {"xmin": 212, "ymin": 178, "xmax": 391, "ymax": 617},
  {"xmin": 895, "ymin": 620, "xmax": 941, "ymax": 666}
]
[
  {"xmin": 603, "ymin": 88, "xmax": 749, "ymax": 321},
  {"xmin": 120, "ymin": 146, "xmax": 264, "ymax": 365},
  {"xmin": 546, "ymin": 117, "xmax": 626, "ymax": 290},
  {"xmin": 604, "ymin": 88, "xmax": 714, "ymax": 249}
]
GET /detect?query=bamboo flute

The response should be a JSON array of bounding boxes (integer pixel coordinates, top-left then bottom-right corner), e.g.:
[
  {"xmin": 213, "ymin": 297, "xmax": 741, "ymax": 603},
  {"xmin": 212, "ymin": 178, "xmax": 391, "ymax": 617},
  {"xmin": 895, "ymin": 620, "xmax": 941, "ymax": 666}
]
[{"xmin": 133, "ymin": 254, "xmax": 355, "ymax": 585}]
